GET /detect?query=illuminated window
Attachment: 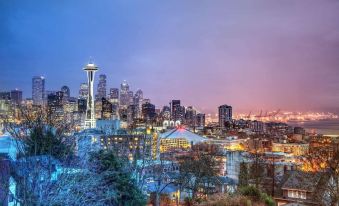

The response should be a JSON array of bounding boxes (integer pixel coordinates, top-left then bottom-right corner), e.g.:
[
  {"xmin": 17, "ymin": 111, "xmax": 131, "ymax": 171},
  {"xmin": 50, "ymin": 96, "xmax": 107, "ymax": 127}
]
[{"xmin": 288, "ymin": 190, "xmax": 306, "ymax": 199}]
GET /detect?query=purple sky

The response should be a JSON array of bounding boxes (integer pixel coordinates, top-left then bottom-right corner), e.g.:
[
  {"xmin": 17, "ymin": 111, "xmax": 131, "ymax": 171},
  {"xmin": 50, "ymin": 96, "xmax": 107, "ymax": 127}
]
[{"xmin": 1, "ymin": 0, "xmax": 339, "ymax": 113}]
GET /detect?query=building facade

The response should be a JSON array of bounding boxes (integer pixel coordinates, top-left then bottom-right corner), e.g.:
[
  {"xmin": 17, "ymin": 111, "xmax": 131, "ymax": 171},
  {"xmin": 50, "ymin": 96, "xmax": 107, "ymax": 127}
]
[
  {"xmin": 218, "ymin": 105, "xmax": 232, "ymax": 128},
  {"xmin": 32, "ymin": 76, "xmax": 45, "ymax": 106}
]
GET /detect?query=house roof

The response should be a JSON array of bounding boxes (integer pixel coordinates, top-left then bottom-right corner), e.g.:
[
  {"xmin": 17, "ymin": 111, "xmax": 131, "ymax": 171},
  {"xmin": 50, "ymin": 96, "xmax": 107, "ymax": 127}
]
[
  {"xmin": 146, "ymin": 182, "xmax": 178, "ymax": 194},
  {"xmin": 281, "ymin": 171, "xmax": 322, "ymax": 192},
  {"xmin": 0, "ymin": 135, "xmax": 22, "ymax": 160}
]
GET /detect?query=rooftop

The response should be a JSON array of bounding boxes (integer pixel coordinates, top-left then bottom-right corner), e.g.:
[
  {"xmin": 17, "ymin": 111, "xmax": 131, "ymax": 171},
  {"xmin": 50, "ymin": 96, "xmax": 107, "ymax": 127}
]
[{"xmin": 160, "ymin": 127, "xmax": 208, "ymax": 144}]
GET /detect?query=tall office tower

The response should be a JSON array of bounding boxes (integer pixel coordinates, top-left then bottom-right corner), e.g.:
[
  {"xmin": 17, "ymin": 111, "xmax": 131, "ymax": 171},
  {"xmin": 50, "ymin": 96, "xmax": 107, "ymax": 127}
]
[
  {"xmin": 0, "ymin": 92, "xmax": 11, "ymax": 100},
  {"xmin": 79, "ymin": 83, "xmax": 88, "ymax": 99},
  {"xmin": 127, "ymin": 104, "xmax": 137, "ymax": 124},
  {"xmin": 47, "ymin": 91, "xmax": 64, "ymax": 122},
  {"xmin": 171, "ymin": 100, "xmax": 180, "ymax": 119},
  {"xmin": 218, "ymin": 104, "xmax": 232, "ymax": 128},
  {"xmin": 84, "ymin": 61, "xmax": 98, "ymax": 129},
  {"xmin": 196, "ymin": 113, "xmax": 206, "ymax": 128},
  {"xmin": 96, "ymin": 74, "xmax": 107, "ymax": 100},
  {"xmin": 161, "ymin": 106, "xmax": 171, "ymax": 120},
  {"xmin": 119, "ymin": 80, "xmax": 130, "ymax": 109},
  {"xmin": 185, "ymin": 106, "xmax": 196, "ymax": 127},
  {"xmin": 109, "ymin": 88, "xmax": 119, "ymax": 103},
  {"xmin": 0, "ymin": 92, "xmax": 11, "ymax": 112},
  {"xmin": 47, "ymin": 91, "xmax": 63, "ymax": 111},
  {"xmin": 32, "ymin": 76, "xmax": 45, "ymax": 105},
  {"xmin": 61, "ymin": 85, "xmax": 70, "ymax": 100},
  {"xmin": 10, "ymin": 89, "xmax": 23, "ymax": 105},
  {"xmin": 77, "ymin": 98, "xmax": 87, "ymax": 113},
  {"xmin": 171, "ymin": 100, "xmax": 184, "ymax": 121},
  {"xmin": 128, "ymin": 91, "xmax": 134, "ymax": 105},
  {"xmin": 133, "ymin": 89, "xmax": 143, "ymax": 118},
  {"xmin": 101, "ymin": 97, "xmax": 113, "ymax": 120},
  {"xmin": 142, "ymin": 98, "xmax": 151, "ymax": 104},
  {"xmin": 142, "ymin": 102, "xmax": 156, "ymax": 122}
]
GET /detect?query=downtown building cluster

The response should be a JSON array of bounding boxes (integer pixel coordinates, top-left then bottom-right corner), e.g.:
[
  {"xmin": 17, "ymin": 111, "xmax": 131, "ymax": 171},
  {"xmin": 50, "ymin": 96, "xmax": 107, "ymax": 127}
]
[
  {"xmin": 0, "ymin": 61, "xmax": 338, "ymax": 206},
  {"xmin": 0, "ymin": 63, "xmax": 209, "ymax": 133}
]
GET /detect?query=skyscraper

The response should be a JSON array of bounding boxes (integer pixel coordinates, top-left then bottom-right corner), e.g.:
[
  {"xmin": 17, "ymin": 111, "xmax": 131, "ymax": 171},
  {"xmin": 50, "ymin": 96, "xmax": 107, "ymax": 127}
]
[
  {"xmin": 109, "ymin": 88, "xmax": 119, "ymax": 102},
  {"xmin": 196, "ymin": 113, "xmax": 205, "ymax": 128},
  {"xmin": 32, "ymin": 76, "xmax": 45, "ymax": 105},
  {"xmin": 185, "ymin": 106, "xmax": 196, "ymax": 127},
  {"xmin": 171, "ymin": 100, "xmax": 184, "ymax": 122},
  {"xmin": 0, "ymin": 92, "xmax": 11, "ymax": 100},
  {"xmin": 109, "ymin": 88, "xmax": 119, "ymax": 117},
  {"xmin": 47, "ymin": 91, "xmax": 63, "ymax": 114},
  {"xmin": 101, "ymin": 97, "xmax": 113, "ymax": 120},
  {"xmin": 133, "ymin": 89, "xmax": 143, "ymax": 118},
  {"xmin": 10, "ymin": 89, "xmax": 22, "ymax": 105},
  {"xmin": 84, "ymin": 61, "xmax": 98, "ymax": 129},
  {"xmin": 79, "ymin": 83, "xmax": 88, "ymax": 99},
  {"xmin": 77, "ymin": 98, "xmax": 87, "ymax": 113},
  {"xmin": 128, "ymin": 91, "xmax": 134, "ymax": 105},
  {"xmin": 61, "ymin": 86, "xmax": 70, "ymax": 97},
  {"xmin": 61, "ymin": 85, "xmax": 70, "ymax": 102},
  {"xmin": 119, "ymin": 80, "xmax": 130, "ymax": 109},
  {"xmin": 218, "ymin": 104, "xmax": 232, "ymax": 128},
  {"xmin": 96, "ymin": 74, "xmax": 107, "ymax": 100},
  {"xmin": 161, "ymin": 106, "xmax": 171, "ymax": 120},
  {"xmin": 142, "ymin": 102, "xmax": 156, "ymax": 122}
]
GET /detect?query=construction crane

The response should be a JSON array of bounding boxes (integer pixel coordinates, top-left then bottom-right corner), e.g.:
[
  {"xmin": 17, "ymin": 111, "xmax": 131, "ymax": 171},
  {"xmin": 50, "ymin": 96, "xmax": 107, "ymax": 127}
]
[
  {"xmin": 246, "ymin": 111, "xmax": 252, "ymax": 120},
  {"xmin": 255, "ymin": 110, "xmax": 263, "ymax": 118},
  {"xmin": 268, "ymin": 109, "xmax": 281, "ymax": 117}
]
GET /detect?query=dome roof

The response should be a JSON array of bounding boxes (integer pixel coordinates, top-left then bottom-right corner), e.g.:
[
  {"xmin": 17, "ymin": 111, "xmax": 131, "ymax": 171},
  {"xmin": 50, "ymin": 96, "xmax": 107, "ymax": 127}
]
[{"xmin": 160, "ymin": 127, "xmax": 207, "ymax": 144}]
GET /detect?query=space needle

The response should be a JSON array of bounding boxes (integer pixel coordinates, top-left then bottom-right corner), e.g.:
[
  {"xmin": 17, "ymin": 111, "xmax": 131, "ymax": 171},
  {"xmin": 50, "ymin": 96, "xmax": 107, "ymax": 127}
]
[{"xmin": 84, "ymin": 59, "xmax": 98, "ymax": 129}]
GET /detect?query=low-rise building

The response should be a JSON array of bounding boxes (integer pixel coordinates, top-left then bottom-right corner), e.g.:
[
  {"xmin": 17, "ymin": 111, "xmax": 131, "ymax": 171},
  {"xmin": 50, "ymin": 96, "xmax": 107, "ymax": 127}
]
[{"xmin": 272, "ymin": 142, "xmax": 309, "ymax": 156}]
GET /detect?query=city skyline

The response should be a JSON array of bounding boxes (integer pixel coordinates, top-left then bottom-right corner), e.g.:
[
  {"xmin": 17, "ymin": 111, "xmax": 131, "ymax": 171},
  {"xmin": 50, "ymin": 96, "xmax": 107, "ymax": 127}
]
[{"xmin": 2, "ymin": 0, "xmax": 339, "ymax": 113}]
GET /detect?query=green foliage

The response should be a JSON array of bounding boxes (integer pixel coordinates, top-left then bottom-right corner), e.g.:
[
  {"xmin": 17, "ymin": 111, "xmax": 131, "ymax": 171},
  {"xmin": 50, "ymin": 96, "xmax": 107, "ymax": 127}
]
[
  {"xmin": 239, "ymin": 185, "xmax": 261, "ymax": 199},
  {"xmin": 23, "ymin": 126, "xmax": 73, "ymax": 160},
  {"xmin": 90, "ymin": 150, "xmax": 146, "ymax": 206},
  {"xmin": 238, "ymin": 186, "xmax": 275, "ymax": 206},
  {"xmin": 239, "ymin": 162, "xmax": 249, "ymax": 187},
  {"xmin": 260, "ymin": 193, "xmax": 275, "ymax": 206}
]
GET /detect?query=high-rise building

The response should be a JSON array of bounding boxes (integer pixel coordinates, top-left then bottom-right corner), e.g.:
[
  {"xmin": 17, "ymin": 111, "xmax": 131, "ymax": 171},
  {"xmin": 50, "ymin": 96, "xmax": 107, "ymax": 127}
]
[
  {"xmin": 0, "ymin": 92, "xmax": 11, "ymax": 100},
  {"xmin": 133, "ymin": 89, "xmax": 143, "ymax": 118},
  {"xmin": 161, "ymin": 106, "xmax": 171, "ymax": 120},
  {"xmin": 142, "ymin": 102, "xmax": 156, "ymax": 122},
  {"xmin": 101, "ymin": 97, "xmax": 113, "ymax": 120},
  {"xmin": 96, "ymin": 74, "xmax": 107, "ymax": 100},
  {"xmin": 218, "ymin": 104, "xmax": 232, "ymax": 128},
  {"xmin": 196, "ymin": 113, "xmax": 205, "ymax": 128},
  {"xmin": 79, "ymin": 83, "xmax": 88, "ymax": 99},
  {"xmin": 127, "ymin": 104, "xmax": 137, "ymax": 124},
  {"xmin": 119, "ymin": 80, "xmax": 130, "ymax": 108},
  {"xmin": 47, "ymin": 91, "xmax": 64, "ymax": 119},
  {"xmin": 128, "ymin": 91, "xmax": 134, "ymax": 105},
  {"xmin": 185, "ymin": 106, "xmax": 196, "ymax": 127},
  {"xmin": 10, "ymin": 89, "xmax": 22, "ymax": 105},
  {"xmin": 77, "ymin": 98, "xmax": 87, "ymax": 113},
  {"xmin": 109, "ymin": 88, "xmax": 119, "ymax": 103},
  {"xmin": 171, "ymin": 100, "xmax": 185, "ymax": 122},
  {"xmin": 84, "ymin": 61, "xmax": 98, "ymax": 129},
  {"xmin": 61, "ymin": 86, "xmax": 70, "ymax": 102},
  {"xmin": 32, "ymin": 76, "xmax": 45, "ymax": 105}
]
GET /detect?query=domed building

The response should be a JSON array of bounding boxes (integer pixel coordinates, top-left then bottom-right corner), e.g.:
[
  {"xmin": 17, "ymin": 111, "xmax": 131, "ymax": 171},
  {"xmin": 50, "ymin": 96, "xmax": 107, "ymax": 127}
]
[{"xmin": 159, "ymin": 126, "xmax": 208, "ymax": 152}]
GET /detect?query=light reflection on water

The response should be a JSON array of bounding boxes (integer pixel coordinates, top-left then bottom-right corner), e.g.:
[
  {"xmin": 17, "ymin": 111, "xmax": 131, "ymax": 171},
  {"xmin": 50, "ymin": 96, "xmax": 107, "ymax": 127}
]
[{"xmin": 288, "ymin": 119, "xmax": 339, "ymax": 136}]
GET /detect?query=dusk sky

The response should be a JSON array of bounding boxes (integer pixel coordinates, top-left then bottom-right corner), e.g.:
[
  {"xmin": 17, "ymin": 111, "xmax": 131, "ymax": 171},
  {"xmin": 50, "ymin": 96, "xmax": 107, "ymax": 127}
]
[{"xmin": 1, "ymin": 0, "xmax": 339, "ymax": 114}]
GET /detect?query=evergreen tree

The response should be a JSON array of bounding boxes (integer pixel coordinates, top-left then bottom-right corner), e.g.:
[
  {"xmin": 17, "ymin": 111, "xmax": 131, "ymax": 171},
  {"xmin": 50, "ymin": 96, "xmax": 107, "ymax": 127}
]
[
  {"xmin": 238, "ymin": 161, "xmax": 249, "ymax": 187},
  {"xmin": 89, "ymin": 150, "xmax": 146, "ymax": 206}
]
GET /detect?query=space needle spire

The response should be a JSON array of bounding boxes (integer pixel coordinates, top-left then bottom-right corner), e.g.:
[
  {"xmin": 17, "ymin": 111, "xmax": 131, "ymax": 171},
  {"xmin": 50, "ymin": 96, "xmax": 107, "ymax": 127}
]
[{"xmin": 83, "ymin": 58, "xmax": 98, "ymax": 129}]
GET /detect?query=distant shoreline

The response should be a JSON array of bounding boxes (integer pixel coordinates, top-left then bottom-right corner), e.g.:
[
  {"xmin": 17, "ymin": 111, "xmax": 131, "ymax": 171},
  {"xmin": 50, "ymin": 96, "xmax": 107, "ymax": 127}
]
[{"xmin": 287, "ymin": 119, "xmax": 339, "ymax": 136}]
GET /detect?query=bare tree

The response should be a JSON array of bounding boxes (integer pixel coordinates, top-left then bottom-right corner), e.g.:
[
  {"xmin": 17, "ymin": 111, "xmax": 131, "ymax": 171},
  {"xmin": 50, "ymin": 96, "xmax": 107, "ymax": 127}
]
[{"xmin": 302, "ymin": 143, "xmax": 339, "ymax": 206}]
